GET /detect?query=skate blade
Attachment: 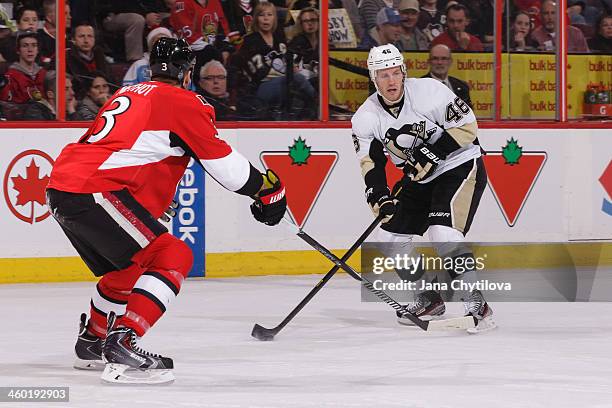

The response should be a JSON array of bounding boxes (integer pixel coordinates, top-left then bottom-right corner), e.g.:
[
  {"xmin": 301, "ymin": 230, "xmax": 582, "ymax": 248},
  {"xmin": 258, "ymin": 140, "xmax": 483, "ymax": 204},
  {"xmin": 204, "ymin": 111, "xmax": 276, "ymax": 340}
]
[
  {"xmin": 397, "ymin": 314, "xmax": 444, "ymax": 326},
  {"xmin": 467, "ymin": 316, "xmax": 497, "ymax": 334},
  {"xmin": 74, "ymin": 358, "xmax": 105, "ymax": 371},
  {"xmin": 101, "ymin": 363, "xmax": 175, "ymax": 385}
]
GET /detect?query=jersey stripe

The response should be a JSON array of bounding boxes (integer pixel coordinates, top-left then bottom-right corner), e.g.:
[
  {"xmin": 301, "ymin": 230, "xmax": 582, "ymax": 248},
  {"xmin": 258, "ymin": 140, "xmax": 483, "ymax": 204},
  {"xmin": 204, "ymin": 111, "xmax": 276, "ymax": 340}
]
[
  {"xmin": 93, "ymin": 192, "xmax": 151, "ymax": 248},
  {"xmin": 200, "ymin": 149, "xmax": 251, "ymax": 192},
  {"xmin": 98, "ymin": 130, "xmax": 186, "ymax": 170}
]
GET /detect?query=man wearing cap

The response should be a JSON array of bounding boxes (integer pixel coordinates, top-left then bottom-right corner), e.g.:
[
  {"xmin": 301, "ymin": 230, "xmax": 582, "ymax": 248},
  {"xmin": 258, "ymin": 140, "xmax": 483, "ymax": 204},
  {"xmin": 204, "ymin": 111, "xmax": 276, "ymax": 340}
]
[
  {"xmin": 360, "ymin": 7, "xmax": 404, "ymax": 50},
  {"xmin": 431, "ymin": 3, "xmax": 483, "ymax": 51},
  {"xmin": 422, "ymin": 44, "xmax": 472, "ymax": 109},
  {"xmin": 123, "ymin": 27, "xmax": 173, "ymax": 86},
  {"xmin": 0, "ymin": 30, "xmax": 46, "ymax": 104},
  {"xmin": 398, "ymin": 0, "xmax": 430, "ymax": 50}
]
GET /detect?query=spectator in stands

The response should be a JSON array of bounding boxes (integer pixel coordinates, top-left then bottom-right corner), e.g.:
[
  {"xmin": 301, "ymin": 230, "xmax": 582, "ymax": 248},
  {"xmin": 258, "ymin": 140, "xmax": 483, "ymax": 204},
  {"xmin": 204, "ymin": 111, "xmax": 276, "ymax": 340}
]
[
  {"xmin": 568, "ymin": 0, "xmax": 588, "ymax": 23},
  {"xmin": 507, "ymin": 10, "xmax": 538, "ymax": 50},
  {"xmin": 196, "ymin": 60, "xmax": 233, "ymax": 119},
  {"xmin": 398, "ymin": 0, "xmax": 429, "ymax": 50},
  {"xmin": 0, "ymin": 31, "xmax": 46, "ymax": 104},
  {"xmin": 123, "ymin": 27, "xmax": 173, "ymax": 86},
  {"xmin": 168, "ymin": 0, "xmax": 230, "ymax": 50},
  {"xmin": 38, "ymin": 0, "xmax": 72, "ymax": 69},
  {"xmin": 360, "ymin": 7, "xmax": 404, "ymax": 50},
  {"xmin": 167, "ymin": 0, "xmax": 232, "ymax": 67},
  {"xmin": 228, "ymin": 2, "xmax": 315, "ymax": 117},
  {"xmin": 462, "ymin": 0, "xmax": 495, "ymax": 48},
  {"xmin": 97, "ymin": 1, "xmax": 166, "ymax": 62},
  {"xmin": 0, "ymin": 13, "xmax": 15, "ymax": 63},
  {"xmin": 15, "ymin": 6, "xmax": 39, "ymax": 32},
  {"xmin": 74, "ymin": 73, "xmax": 110, "ymax": 120},
  {"xmin": 514, "ymin": 0, "xmax": 543, "ymax": 29},
  {"xmin": 288, "ymin": 7, "xmax": 319, "ymax": 86},
  {"xmin": 431, "ymin": 4, "xmax": 484, "ymax": 51},
  {"xmin": 23, "ymin": 71, "xmax": 77, "ymax": 120},
  {"xmin": 422, "ymin": 44, "xmax": 473, "ymax": 108},
  {"xmin": 67, "ymin": 22, "xmax": 114, "ymax": 96},
  {"xmin": 358, "ymin": 0, "xmax": 389, "ymax": 31},
  {"xmin": 418, "ymin": 0, "xmax": 447, "ymax": 42},
  {"xmin": 588, "ymin": 14, "xmax": 612, "ymax": 51},
  {"xmin": 568, "ymin": 0, "xmax": 603, "ymax": 25},
  {"xmin": 531, "ymin": 0, "xmax": 590, "ymax": 52},
  {"xmin": 221, "ymin": 0, "xmax": 257, "ymax": 36}
]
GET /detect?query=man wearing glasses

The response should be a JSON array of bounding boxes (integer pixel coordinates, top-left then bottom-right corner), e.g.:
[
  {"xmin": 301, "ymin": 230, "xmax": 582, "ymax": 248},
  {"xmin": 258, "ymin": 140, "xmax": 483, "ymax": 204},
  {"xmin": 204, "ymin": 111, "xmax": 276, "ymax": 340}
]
[
  {"xmin": 197, "ymin": 59, "xmax": 232, "ymax": 119},
  {"xmin": 422, "ymin": 44, "xmax": 472, "ymax": 109}
]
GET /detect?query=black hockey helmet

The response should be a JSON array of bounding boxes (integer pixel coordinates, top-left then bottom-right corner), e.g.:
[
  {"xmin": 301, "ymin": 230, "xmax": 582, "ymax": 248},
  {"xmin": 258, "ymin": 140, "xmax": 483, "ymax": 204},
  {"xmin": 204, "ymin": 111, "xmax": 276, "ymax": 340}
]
[{"xmin": 149, "ymin": 37, "xmax": 194, "ymax": 83}]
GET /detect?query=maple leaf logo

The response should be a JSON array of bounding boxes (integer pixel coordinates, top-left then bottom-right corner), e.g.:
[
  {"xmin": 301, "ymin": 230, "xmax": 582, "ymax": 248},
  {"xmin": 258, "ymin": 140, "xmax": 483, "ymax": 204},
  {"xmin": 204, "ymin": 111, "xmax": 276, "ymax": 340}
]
[
  {"xmin": 12, "ymin": 158, "xmax": 49, "ymax": 206},
  {"xmin": 502, "ymin": 138, "xmax": 523, "ymax": 165},
  {"xmin": 289, "ymin": 137, "xmax": 311, "ymax": 166}
]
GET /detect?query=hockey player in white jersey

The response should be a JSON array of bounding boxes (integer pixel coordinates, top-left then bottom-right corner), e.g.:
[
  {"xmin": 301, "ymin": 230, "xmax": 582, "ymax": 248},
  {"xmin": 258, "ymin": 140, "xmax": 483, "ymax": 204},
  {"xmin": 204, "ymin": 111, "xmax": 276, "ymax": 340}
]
[{"xmin": 352, "ymin": 44, "xmax": 495, "ymax": 333}]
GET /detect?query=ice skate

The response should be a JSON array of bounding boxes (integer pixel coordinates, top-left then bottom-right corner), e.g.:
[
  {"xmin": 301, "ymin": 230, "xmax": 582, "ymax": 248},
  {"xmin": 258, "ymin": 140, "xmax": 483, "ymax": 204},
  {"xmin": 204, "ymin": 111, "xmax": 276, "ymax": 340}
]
[
  {"xmin": 74, "ymin": 313, "xmax": 104, "ymax": 371},
  {"xmin": 101, "ymin": 312, "xmax": 175, "ymax": 385},
  {"xmin": 464, "ymin": 290, "xmax": 497, "ymax": 334},
  {"xmin": 397, "ymin": 290, "xmax": 446, "ymax": 326}
]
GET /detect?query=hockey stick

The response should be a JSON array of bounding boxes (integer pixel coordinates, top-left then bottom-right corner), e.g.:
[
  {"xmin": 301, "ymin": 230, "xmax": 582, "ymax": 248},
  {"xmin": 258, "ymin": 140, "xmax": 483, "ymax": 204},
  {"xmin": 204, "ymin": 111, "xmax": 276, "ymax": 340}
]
[
  {"xmin": 251, "ymin": 215, "xmax": 384, "ymax": 341},
  {"xmin": 283, "ymin": 220, "xmax": 478, "ymax": 332}
]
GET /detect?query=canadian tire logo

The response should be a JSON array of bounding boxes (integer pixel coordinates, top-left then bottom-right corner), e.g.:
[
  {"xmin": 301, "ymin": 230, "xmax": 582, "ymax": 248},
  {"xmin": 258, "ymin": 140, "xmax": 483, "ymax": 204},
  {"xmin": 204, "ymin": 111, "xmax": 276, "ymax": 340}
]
[
  {"xmin": 483, "ymin": 138, "xmax": 546, "ymax": 227},
  {"xmin": 600, "ymin": 160, "xmax": 612, "ymax": 216},
  {"xmin": 4, "ymin": 149, "xmax": 54, "ymax": 223},
  {"xmin": 260, "ymin": 137, "xmax": 337, "ymax": 228}
]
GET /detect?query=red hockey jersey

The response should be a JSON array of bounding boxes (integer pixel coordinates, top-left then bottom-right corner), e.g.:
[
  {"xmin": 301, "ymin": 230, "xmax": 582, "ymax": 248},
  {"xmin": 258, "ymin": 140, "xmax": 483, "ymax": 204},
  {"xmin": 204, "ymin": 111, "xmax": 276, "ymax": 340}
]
[
  {"xmin": 170, "ymin": 0, "xmax": 230, "ymax": 46},
  {"xmin": 48, "ymin": 81, "xmax": 250, "ymax": 218}
]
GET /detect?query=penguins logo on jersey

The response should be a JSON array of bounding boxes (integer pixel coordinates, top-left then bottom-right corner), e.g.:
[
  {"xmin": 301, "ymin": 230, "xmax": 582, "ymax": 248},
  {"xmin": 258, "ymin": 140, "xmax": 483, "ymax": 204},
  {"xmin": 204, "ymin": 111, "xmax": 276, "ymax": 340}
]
[
  {"xmin": 265, "ymin": 50, "xmax": 286, "ymax": 74},
  {"xmin": 384, "ymin": 121, "xmax": 427, "ymax": 160}
]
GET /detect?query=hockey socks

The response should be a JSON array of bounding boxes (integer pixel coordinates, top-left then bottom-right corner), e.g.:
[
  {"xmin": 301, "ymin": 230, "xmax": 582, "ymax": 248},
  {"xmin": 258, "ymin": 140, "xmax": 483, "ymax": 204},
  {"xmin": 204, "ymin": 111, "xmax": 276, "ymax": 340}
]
[{"xmin": 117, "ymin": 233, "xmax": 193, "ymax": 336}]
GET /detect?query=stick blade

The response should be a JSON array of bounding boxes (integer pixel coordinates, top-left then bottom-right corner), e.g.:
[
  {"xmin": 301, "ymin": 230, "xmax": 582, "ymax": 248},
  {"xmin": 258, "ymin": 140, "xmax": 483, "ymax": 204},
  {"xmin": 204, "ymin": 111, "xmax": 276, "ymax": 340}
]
[
  {"xmin": 426, "ymin": 316, "xmax": 477, "ymax": 331},
  {"xmin": 251, "ymin": 323, "xmax": 277, "ymax": 341}
]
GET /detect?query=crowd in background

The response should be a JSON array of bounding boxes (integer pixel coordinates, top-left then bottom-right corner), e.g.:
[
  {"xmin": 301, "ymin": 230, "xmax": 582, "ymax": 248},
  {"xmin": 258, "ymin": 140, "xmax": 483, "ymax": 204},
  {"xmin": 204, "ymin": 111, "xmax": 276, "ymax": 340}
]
[
  {"xmin": 346, "ymin": 0, "xmax": 611, "ymax": 52},
  {"xmin": 0, "ymin": 0, "xmax": 608, "ymax": 121}
]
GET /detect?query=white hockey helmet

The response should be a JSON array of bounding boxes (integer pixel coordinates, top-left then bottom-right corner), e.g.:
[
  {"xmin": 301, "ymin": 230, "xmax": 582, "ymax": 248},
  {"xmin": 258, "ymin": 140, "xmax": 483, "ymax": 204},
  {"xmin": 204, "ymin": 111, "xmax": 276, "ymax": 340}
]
[{"xmin": 367, "ymin": 44, "xmax": 406, "ymax": 84}]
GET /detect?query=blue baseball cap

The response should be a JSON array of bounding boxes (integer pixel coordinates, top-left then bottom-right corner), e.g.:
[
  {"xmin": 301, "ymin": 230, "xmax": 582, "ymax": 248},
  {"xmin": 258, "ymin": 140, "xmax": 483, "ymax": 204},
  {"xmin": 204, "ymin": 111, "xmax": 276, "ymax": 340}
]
[{"xmin": 376, "ymin": 7, "xmax": 402, "ymax": 26}]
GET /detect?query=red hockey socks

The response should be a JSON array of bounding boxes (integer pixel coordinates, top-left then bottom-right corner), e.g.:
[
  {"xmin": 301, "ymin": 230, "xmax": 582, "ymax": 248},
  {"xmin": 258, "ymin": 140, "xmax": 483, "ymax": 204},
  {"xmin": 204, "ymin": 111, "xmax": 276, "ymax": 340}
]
[
  {"xmin": 117, "ymin": 233, "xmax": 193, "ymax": 336},
  {"xmin": 88, "ymin": 262, "xmax": 144, "ymax": 338}
]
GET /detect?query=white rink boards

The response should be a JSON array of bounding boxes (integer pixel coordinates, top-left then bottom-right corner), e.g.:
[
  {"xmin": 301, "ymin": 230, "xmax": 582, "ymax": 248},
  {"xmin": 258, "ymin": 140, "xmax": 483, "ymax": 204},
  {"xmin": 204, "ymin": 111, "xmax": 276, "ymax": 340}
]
[{"xmin": 1, "ymin": 274, "xmax": 611, "ymax": 408}]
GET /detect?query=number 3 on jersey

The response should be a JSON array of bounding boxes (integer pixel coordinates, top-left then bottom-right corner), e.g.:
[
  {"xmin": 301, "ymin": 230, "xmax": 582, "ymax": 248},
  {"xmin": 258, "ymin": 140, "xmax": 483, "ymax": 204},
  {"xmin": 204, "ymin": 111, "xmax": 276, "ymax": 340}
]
[{"xmin": 83, "ymin": 96, "xmax": 131, "ymax": 143}]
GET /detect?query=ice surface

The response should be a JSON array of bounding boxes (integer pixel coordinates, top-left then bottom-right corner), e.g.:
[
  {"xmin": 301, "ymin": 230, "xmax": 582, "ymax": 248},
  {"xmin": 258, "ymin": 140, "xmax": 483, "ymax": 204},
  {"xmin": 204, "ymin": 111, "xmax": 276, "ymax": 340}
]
[{"xmin": 1, "ymin": 275, "xmax": 611, "ymax": 408}]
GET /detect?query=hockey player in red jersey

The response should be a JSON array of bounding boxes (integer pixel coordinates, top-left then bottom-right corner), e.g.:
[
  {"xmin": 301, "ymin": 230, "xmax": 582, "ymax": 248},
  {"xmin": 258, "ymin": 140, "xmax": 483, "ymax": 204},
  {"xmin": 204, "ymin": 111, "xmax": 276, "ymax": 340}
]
[{"xmin": 46, "ymin": 38, "xmax": 287, "ymax": 385}]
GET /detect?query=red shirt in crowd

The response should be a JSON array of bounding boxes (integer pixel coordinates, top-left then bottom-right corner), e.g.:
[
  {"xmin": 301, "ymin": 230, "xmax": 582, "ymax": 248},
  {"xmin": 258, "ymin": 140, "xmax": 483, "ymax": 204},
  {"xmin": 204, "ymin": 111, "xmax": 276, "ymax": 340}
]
[
  {"xmin": 169, "ymin": 0, "xmax": 230, "ymax": 47},
  {"xmin": 0, "ymin": 63, "xmax": 46, "ymax": 103},
  {"xmin": 431, "ymin": 31, "xmax": 484, "ymax": 52}
]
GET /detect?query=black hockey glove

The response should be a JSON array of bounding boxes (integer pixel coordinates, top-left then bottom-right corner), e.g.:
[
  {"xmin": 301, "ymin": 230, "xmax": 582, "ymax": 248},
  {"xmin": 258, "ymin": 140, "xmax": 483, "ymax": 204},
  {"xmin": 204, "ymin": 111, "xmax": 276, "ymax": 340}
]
[
  {"xmin": 367, "ymin": 188, "xmax": 397, "ymax": 224},
  {"xmin": 250, "ymin": 169, "xmax": 287, "ymax": 226},
  {"xmin": 404, "ymin": 143, "xmax": 447, "ymax": 182},
  {"xmin": 160, "ymin": 200, "xmax": 178, "ymax": 222}
]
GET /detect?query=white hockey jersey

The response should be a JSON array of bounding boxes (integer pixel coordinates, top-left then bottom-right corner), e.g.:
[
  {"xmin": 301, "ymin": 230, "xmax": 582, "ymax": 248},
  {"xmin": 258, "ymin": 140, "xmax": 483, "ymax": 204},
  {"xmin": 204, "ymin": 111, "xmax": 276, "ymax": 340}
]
[{"xmin": 351, "ymin": 78, "xmax": 481, "ymax": 185}]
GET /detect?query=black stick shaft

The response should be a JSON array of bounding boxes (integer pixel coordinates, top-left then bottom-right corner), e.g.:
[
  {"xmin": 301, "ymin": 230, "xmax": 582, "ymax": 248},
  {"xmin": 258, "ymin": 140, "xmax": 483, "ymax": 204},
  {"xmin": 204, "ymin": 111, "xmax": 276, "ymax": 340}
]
[
  {"xmin": 294, "ymin": 229, "xmax": 429, "ymax": 330},
  {"xmin": 263, "ymin": 215, "xmax": 383, "ymax": 334}
]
